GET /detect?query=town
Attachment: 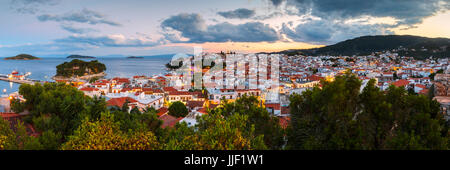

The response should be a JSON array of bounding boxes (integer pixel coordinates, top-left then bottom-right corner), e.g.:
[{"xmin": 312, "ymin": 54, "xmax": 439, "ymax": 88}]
[{"xmin": 3, "ymin": 50, "xmax": 448, "ymax": 132}]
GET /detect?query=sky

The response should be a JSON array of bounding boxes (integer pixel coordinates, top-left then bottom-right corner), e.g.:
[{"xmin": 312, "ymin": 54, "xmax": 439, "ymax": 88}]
[{"xmin": 0, "ymin": 0, "xmax": 449, "ymax": 57}]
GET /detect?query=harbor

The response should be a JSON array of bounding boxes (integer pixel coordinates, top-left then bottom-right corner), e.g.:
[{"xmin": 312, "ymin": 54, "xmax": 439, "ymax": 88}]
[{"xmin": 0, "ymin": 71, "xmax": 41, "ymax": 85}]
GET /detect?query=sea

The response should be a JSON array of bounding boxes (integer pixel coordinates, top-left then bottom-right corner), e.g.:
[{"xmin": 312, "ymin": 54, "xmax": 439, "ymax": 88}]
[{"xmin": 0, "ymin": 54, "xmax": 174, "ymax": 95}]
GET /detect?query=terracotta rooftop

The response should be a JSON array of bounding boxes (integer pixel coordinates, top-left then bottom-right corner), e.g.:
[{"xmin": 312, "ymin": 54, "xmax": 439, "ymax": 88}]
[
  {"xmin": 106, "ymin": 97, "xmax": 138, "ymax": 107},
  {"xmin": 157, "ymin": 107, "xmax": 169, "ymax": 117},
  {"xmin": 158, "ymin": 114, "xmax": 182, "ymax": 128},
  {"xmin": 187, "ymin": 100, "xmax": 205, "ymax": 109},
  {"xmin": 80, "ymin": 87, "xmax": 99, "ymax": 92},
  {"xmin": 392, "ymin": 79, "xmax": 410, "ymax": 87}
]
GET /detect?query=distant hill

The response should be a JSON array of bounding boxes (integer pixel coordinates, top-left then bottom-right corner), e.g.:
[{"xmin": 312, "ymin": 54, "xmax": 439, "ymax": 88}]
[
  {"xmin": 67, "ymin": 55, "xmax": 96, "ymax": 59},
  {"xmin": 4, "ymin": 54, "xmax": 40, "ymax": 60},
  {"xmin": 127, "ymin": 56, "xmax": 144, "ymax": 59},
  {"xmin": 275, "ymin": 35, "xmax": 450, "ymax": 59}
]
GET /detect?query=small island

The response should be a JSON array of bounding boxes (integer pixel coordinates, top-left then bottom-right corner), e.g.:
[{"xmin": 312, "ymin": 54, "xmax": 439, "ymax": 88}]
[
  {"xmin": 4, "ymin": 54, "xmax": 40, "ymax": 60},
  {"xmin": 67, "ymin": 55, "xmax": 96, "ymax": 59},
  {"xmin": 53, "ymin": 59, "xmax": 106, "ymax": 81},
  {"xmin": 127, "ymin": 56, "xmax": 144, "ymax": 59}
]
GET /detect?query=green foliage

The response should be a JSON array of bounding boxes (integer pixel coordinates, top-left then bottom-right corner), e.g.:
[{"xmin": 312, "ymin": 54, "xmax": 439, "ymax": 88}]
[
  {"xmin": 288, "ymin": 73, "xmax": 449, "ymax": 150},
  {"xmin": 0, "ymin": 119, "xmax": 43, "ymax": 150},
  {"xmin": 0, "ymin": 118, "xmax": 15, "ymax": 150},
  {"xmin": 110, "ymin": 108, "xmax": 163, "ymax": 136},
  {"xmin": 38, "ymin": 130, "xmax": 62, "ymax": 150},
  {"xmin": 56, "ymin": 59, "xmax": 106, "ymax": 77},
  {"xmin": 15, "ymin": 82, "xmax": 109, "ymax": 150},
  {"xmin": 10, "ymin": 98, "xmax": 25, "ymax": 113},
  {"xmin": 61, "ymin": 112, "xmax": 160, "ymax": 150},
  {"xmin": 168, "ymin": 101, "xmax": 188, "ymax": 118},
  {"xmin": 288, "ymin": 73, "xmax": 363, "ymax": 150},
  {"xmin": 162, "ymin": 113, "xmax": 267, "ymax": 150},
  {"xmin": 211, "ymin": 95, "xmax": 284, "ymax": 149}
]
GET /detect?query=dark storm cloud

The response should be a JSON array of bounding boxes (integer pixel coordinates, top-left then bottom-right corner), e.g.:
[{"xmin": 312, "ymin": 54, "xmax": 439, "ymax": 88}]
[
  {"xmin": 37, "ymin": 9, "xmax": 121, "ymax": 26},
  {"xmin": 217, "ymin": 8, "xmax": 256, "ymax": 19},
  {"xmin": 270, "ymin": 0, "xmax": 284, "ymax": 6},
  {"xmin": 281, "ymin": 19, "xmax": 394, "ymax": 44},
  {"xmin": 285, "ymin": 0, "xmax": 450, "ymax": 25},
  {"xmin": 161, "ymin": 13, "xmax": 281, "ymax": 43}
]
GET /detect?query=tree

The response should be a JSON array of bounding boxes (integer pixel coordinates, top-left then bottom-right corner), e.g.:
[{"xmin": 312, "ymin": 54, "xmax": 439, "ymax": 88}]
[
  {"xmin": 10, "ymin": 98, "xmax": 25, "ymax": 113},
  {"xmin": 62, "ymin": 112, "xmax": 160, "ymax": 150},
  {"xmin": 0, "ymin": 118, "xmax": 15, "ymax": 150},
  {"xmin": 358, "ymin": 79, "xmax": 394, "ymax": 149},
  {"xmin": 16, "ymin": 82, "xmax": 110, "ymax": 149},
  {"xmin": 168, "ymin": 101, "xmax": 188, "ymax": 118},
  {"xmin": 211, "ymin": 95, "xmax": 284, "ymax": 149},
  {"xmin": 288, "ymin": 73, "xmax": 364, "ymax": 150},
  {"xmin": 0, "ymin": 119, "xmax": 43, "ymax": 150},
  {"xmin": 162, "ymin": 112, "xmax": 267, "ymax": 150},
  {"xmin": 38, "ymin": 130, "xmax": 62, "ymax": 150},
  {"xmin": 287, "ymin": 73, "xmax": 449, "ymax": 150}
]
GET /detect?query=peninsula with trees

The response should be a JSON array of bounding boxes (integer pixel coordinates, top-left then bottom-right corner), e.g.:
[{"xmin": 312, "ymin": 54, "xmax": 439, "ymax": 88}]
[{"xmin": 53, "ymin": 59, "xmax": 107, "ymax": 80}]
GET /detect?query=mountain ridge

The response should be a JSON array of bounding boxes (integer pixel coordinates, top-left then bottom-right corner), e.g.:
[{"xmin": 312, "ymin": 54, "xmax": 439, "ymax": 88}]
[{"xmin": 274, "ymin": 35, "xmax": 450, "ymax": 59}]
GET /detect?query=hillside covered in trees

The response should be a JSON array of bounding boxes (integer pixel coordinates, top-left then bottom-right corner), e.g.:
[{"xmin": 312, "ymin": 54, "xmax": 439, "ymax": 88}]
[
  {"xmin": 277, "ymin": 35, "xmax": 450, "ymax": 59},
  {"xmin": 56, "ymin": 59, "xmax": 106, "ymax": 78}
]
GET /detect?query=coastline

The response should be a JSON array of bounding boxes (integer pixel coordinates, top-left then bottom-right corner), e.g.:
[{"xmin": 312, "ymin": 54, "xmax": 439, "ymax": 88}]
[
  {"xmin": 52, "ymin": 72, "xmax": 107, "ymax": 81},
  {"xmin": 4, "ymin": 58, "xmax": 41, "ymax": 60}
]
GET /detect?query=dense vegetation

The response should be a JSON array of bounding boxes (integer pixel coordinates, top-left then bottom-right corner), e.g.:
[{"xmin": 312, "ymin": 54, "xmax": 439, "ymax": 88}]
[
  {"xmin": 168, "ymin": 101, "xmax": 189, "ymax": 118},
  {"xmin": 56, "ymin": 59, "xmax": 106, "ymax": 77},
  {"xmin": 288, "ymin": 73, "xmax": 449, "ymax": 150},
  {"xmin": 1, "ymin": 74, "xmax": 449, "ymax": 150},
  {"xmin": 4, "ymin": 54, "xmax": 40, "ymax": 60},
  {"xmin": 277, "ymin": 35, "xmax": 450, "ymax": 59}
]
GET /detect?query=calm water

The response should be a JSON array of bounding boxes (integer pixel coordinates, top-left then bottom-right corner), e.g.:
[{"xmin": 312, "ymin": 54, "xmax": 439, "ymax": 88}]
[{"xmin": 0, "ymin": 55, "xmax": 173, "ymax": 94}]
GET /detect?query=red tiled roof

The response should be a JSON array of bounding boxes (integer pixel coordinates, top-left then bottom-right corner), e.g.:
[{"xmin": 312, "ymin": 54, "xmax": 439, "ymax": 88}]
[
  {"xmin": 163, "ymin": 87, "xmax": 177, "ymax": 92},
  {"xmin": 187, "ymin": 101, "xmax": 205, "ymax": 109},
  {"xmin": 169, "ymin": 91, "xmax": 191, "ymax": 96},
  {"xmin": 265, "ymin": 103, "xmax": 281, "ymax": 110},
  {"xmin": 392, "ymin": 79, "xmax": 410, "ymax": 87},
  {"xmin": 112, "ymin": 77, "xmax": 130, "ymax": 83},
  {"xmin": 157, "ymin": 107, "xmax": 169, "ymax": 117},
  {"xmin": 121, "ymin": 88, "xmax": 132, "ymax": 92},
  {"xmin": 80, "ymin": 87, "xmax": 99, "ymax": 92},
  {"xmin": 307, "ymin": 75, "xmax": 324, "ymax": 81},
  {"xmin": 107, "ymin": 97, "xmax": 138, "ymax": 107},
  {"xmin": 158, "ymin": 114, "xmax": 181, "ymax": 128},
  {"xmin": 278, "ymin": 116, "xmax": 290, "ymax": 129},
  {"xmin": 197, "ymin": 108, "xmax": 208, "ymax": 114},
  {"xmin": 93, "ymin": 82, "xmax": 107, "ymax": 86},
  {"xmin": 419, "ymin": 89, "xmax": 429, "ymax": 95}
]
